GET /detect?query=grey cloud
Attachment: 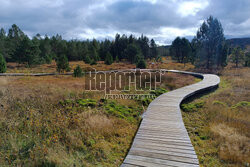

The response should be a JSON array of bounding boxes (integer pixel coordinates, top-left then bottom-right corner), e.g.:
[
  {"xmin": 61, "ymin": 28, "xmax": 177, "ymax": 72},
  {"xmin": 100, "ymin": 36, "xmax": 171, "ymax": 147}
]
[
  {"xmin": 198, "ymin": 0, "xmax": 250, "ymax": 37},
  {"xmin": 0, "ymin": 0, "xmax": 249, "ymax": 44},
  {"xmin": 86, "ymin": 0, "xmax": 198, "ymax": 33}
]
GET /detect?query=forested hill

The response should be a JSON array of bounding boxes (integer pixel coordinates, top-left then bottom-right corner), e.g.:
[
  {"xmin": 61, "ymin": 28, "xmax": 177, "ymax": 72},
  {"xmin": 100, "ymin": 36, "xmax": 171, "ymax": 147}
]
[
  {"xmin": 0, "ymin": 24, "xmax": 159, "ymax": 67},
  {"xmin": 159, "ymin": 38, "xmax": 250, "ymax": 49},
  {"xmin": 226, "ymin": 37, "xmax": 250, "ymax": 48},
  {"xmin": 160, "ymin": 38, "xmax": 250, "ymax": 50}
]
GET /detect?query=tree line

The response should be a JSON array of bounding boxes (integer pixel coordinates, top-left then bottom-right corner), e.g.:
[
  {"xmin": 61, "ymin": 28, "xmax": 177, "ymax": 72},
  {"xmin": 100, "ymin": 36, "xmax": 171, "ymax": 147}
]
[
  {"xmin": 169, "ymin": 16, "xmax": 250, "ymax": 68},
  {"xmin": 1, "ymin": 16, "xmax": 249, "ymax": 73},
  {"xmin": 0, "ymin": 24, "xmax": 159, "ymax": 72}
]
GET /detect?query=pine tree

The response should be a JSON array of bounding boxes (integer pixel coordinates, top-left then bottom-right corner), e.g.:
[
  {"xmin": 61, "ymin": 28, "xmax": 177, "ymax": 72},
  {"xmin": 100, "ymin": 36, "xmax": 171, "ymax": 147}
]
[
  {"xmin": 40, "ymin": 35, "xmax": 52, "ymax": 64},
  {"xmin": 138, "ymin": 35, "xmax": 150, "ymax": 59},
  {"xmin": 170, "ymin": 37, "xmax": 191, "ymax": 65},
  {"xmin": 105, "ymin": 52, "xmax": 113, "ymax": 65},
  {"xmin": 115, "ymin": 56, "xmax": 119, "ymax": 62},
  {"xmin": 67, "ymin": 40, "xmax": 78, "ymax": 61},
  {"xmin": 135, "ymin": 53, "xmax": 143, "ymax": 64},
  {"xmin": 0, "ymin": 28, "xmax": 8, "ymax": 61},
  {"xmin": 219, "ymin": 43, "xmax": 228, "ymax": 67},
  {"xmin": 0, "ymin": 53, "xmax": 6, "ymax": 73},
  {"xmin": 90, "ymin": 59, "xmax": 97, "ymax": 65},
  {"xmin": 195, "ymin": 16, "xmax": 225, "ymax": 69},
  {"xmin": 73, "ymin": 65, "xmax": 83, "ymax": 77},
  {"xmin": 125, "ymin": 44, "xmax": 141, "ymax": 63},
  {"xmin": 244, "ymin": 52, "xmax": 250, "ymax": 67},
  {"xmin": 7, "ymin": 24, "xmax": 26, "ymax": 62},
  {"xmin": 92, "ymin": 49, "xmax": 100, "ymax": 61},
  {"xmin": 231, "ymin": 47, "xmax": 244, "ymax": 68},
  {"xmin": 84, "ymin": 55, "xmax": 91, "ymax": 64},
  {"xmin": 56, "ymin": 55, "xmax": 70, "ymax": 72},
  {"xmin": 136, "ymin": 59, "xmax": 147, "ymax": 69},
  {"xmin": 170, "ymin": 37, "xmax": 182, "ymax": 63},
  {"xmin": 27, "ymin": 37, "xmax": 41, "ymax": 67},
  {"xmin": 89, "ymin": 45, "xmax": 100, "ymax": 61},
  {"xmin": 150, "ymin": 39, "xmax": 158, "ymax": 59},
  {"xmin": 15, "ymin": 36, "xmax": 32, "ymax": 64}
]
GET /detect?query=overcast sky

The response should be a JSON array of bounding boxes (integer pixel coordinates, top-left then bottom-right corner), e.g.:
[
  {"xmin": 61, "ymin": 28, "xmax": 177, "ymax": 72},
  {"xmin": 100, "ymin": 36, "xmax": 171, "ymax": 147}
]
[{"xmin": 0, "ymin": 0, "xmax": 250, "ymax": 45}]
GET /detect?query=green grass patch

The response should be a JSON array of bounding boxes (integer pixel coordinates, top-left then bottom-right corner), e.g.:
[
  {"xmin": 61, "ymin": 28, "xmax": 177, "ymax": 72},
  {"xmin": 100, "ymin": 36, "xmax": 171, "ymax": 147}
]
[
  {"xmin": 212, "ymin": 100, "xmax": 227, "ymax": 106},
  {"xmin": 181, "ymin": 100, "xmax": 205, "ymax": 112},
  {"xmin": 104, "ymin": 101, "xmax": 142, "ymax": 122},
  {"xmin": 231, "ymin": 101, "xmax": 250, "ymax": 109},
  {"xmin": 150, "ymin": 88, "xmax": 168, "ymax": 96}
]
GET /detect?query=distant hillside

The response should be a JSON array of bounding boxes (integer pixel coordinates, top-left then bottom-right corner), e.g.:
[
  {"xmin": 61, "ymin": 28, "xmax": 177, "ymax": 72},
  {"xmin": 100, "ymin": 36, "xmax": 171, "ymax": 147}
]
[
  {"xmin": 226, "ymin": 37, "xmax": 250, "ymax": 49},
  {"xmin": 158, "ymin": 38, "xmax": 250, "ymax": 54}
]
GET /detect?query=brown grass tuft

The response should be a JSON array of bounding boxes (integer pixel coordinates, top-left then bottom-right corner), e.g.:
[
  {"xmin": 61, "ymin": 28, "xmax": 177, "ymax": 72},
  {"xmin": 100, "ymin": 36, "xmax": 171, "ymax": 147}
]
[
  {"xmin": 182, "ymin": 66, "xmax": 250, "ymax": 167},
  {"xmin": 85, "ymin": 114, "xmax": 114, "ymax": 136},
  {"xmin": 210, "ymin": 123, "xmax": 250, "ymax": 164}
]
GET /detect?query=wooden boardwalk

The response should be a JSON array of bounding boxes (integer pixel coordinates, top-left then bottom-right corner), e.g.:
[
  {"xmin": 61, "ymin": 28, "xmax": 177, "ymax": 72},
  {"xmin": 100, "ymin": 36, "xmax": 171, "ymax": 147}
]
[
  {"xmin": 0, "ymin": 69, "xmax": 220, "ymax": 166},
  {"xmin": 121, "ymin": 70, "xmax": 220, "ymax": 167}
]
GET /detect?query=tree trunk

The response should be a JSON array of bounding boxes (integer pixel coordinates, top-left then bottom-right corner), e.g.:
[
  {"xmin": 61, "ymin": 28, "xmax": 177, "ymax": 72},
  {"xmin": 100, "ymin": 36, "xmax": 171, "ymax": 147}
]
[{"xmin": 236, "ymin": 55, "xmax": 238, "ymax": 68}]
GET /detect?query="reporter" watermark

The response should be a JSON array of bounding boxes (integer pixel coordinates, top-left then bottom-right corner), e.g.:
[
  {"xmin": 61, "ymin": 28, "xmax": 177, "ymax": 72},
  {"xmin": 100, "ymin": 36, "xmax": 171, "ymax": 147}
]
[{"xmin": 85, "ymin": 69, "xmax": 166, "ymax": 99}]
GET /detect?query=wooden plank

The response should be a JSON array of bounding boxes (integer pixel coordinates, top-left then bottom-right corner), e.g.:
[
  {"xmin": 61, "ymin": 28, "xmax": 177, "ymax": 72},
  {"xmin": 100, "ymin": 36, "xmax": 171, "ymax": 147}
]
[
  {"xmin": 132, "ymin": 142, "xmax": 196, "ymax": 153},
  {"xmin": 125, "ymin": 155, "xmax": 199, "ymax": 167},
  {"xmin": 121, "ymin": 163, "xmax": 143, "ymax": 167},
  {"xmin": 123, "ymin": 159, "xmax": 172, "ymax": 167},
  {"xmin": 129, "ymin": 149, "xmax": 199, "ymax": 164},
  {"xmin": 130, "ymin": 147, "xmax": 197, "ymax": 158},
  {"xmin": 136, "ymin": 133, "xmax": 190, "ymax": 140},
  {"xmin": 134, "ymin": 136, "xmax": 193, "ymax": 144}
]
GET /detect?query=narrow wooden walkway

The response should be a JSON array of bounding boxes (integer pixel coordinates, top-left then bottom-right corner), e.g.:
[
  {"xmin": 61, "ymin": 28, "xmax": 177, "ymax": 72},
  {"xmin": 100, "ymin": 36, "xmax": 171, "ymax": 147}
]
[
  {"xmin": 121, "ymin": 70, "xmax": 220, "ymax": 167},
  {"xmin": 1, "ymin": 69, "xmax": 220, "ymax": 166}
]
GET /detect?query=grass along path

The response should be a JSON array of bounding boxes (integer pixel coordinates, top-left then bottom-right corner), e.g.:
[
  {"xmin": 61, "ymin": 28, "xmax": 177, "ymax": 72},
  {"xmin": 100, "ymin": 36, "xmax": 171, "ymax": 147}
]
[
  {"xmin": 181, "ymin": 67, "xmax": 250, "ymax": 167},
  {"xmin": 0, "ymin": 71, "xmax": 196, "ymax": 166}
]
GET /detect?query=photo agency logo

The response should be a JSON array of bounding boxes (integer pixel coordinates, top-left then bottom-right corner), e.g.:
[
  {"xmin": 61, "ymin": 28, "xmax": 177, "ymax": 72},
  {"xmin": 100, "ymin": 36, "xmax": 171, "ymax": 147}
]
[{"xmin": 85, "ymin": 69, "xmax": 166, "ymax": 99}]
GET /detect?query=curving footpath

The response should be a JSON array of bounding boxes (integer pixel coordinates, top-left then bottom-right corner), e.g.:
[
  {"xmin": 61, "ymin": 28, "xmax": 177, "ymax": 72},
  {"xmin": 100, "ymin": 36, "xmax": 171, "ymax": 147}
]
[
  {"xmin": 121, "ymin": 70, "xmax": 220, "ymax": 167},
  {"xmin": 0, "ymin": 70, "xmax": 220, "ymax": 166}
]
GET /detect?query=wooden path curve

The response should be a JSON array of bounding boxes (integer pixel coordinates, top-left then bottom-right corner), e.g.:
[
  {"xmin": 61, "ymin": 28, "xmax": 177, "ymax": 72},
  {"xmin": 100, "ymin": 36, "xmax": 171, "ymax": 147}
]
[
  {"xmin": 121, "ymin": 70, "xmax": 220, "ymax": 167},
  {"xmin": 0, "ymin": 69, "xmax": 220, "ymax": 166}
]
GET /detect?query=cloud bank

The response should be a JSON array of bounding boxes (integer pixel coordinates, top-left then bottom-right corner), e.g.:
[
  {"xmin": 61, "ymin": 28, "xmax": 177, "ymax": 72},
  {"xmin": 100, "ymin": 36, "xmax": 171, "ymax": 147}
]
[{"xmin": 0, "ymin": 0, "xmax": 249, "ymax": 44}]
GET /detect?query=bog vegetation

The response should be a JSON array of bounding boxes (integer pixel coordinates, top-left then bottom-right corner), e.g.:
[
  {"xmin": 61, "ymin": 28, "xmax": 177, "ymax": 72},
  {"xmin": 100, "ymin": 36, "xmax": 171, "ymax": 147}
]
[
  {"xmin": 182, "ymin": 67, "xmax": 250, "ymax": 166},
  {"xmin": 0, "ymin": 15, "xmax": 249, "ymax": 167},
  {"xmin": 0, "ymin": 71, "xmax": 195, "ymax": 166}
]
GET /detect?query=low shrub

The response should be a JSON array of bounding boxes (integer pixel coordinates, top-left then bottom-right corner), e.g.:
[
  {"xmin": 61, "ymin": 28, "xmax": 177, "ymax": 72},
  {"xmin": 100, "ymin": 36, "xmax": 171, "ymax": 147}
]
[
  {"xmin": 0, "ymin": 53, "xmax": 6, "ymax": 73},
  {"xmin": 150, "ymin": 88, "xmax": 168, "ymax": 96},
  {"xmin": 140, "ymin": 98, "xmax": 153, "ymax": 106},
  {"xmin": 212, "ymin": 100, "xmax": 227, "ymax": 106},
  {"xmin": 231, "ymin": 101, "xmax": 250, "ymax": 109},
  {"xmin": 73, "ymin": 65, "xmax": 83, "ymax": 77},
  {"xmin": 181, "ymin": 100, "xmax": 205, "ymax": 112},
  {"xmin": 104, "ymin": 101, "xmax": 141, "ymax": 121},
  {"xmin": 77, "ymin": 99, "xmax": 97, "ymax": 107}
]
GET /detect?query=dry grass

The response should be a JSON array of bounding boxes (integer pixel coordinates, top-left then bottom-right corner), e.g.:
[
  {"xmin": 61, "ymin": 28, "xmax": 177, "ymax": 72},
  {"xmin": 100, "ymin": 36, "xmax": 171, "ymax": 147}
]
[
  {"xmin": 6, "ymin": 58, "xmax": 195, "ymax": 73},
  {"xmin": 182, "ymin": 66, "xmax": 250, "ymax": 167},
  {"xmin": 210, "ymin": 123, "xmax": 249, "ymax": 164},
  {"xmin": 160, "ymin": 72, "xmax": 197, "ymax": 90},
  {"xmin": 146, "ymin": 57, "xmax": 195, "ymax": 71},
  {"xmin": 0, "ymin": 60, "xmax": 199, "ymax": 166},
  {"xmin": 6, "ymin": 61, "xmax": 136, "ymax": 73},
  {"xmin": 0, "ymin": 75, "xmax": 140, "ymax": 166},
  {"xmin": 0, "ymin": 64, "xmax": 197, "ymax": 166}
]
